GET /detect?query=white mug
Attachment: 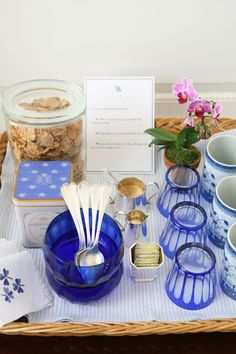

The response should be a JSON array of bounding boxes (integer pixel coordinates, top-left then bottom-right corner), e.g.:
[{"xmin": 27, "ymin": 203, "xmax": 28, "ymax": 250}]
[
  {"xmin": 220, "ymin": 222, "xmax": 236, "ymax": 300},
  {"xmin": 208, "ymin": 175, "xmax": 236, "ymax": 248},
  {"xmin": 201, "ymin": 135, "xmax": 236, "ymax": 202}
]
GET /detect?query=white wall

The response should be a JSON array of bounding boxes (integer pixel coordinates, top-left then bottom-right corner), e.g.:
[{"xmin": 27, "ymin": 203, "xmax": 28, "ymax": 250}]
[
  {"xmin": 0, "ymin": 0, "xmax": 236, "ymax": 86},
  {"xmin": 0, "ymin": 0, "xmax": 236, "ymax": 119}
]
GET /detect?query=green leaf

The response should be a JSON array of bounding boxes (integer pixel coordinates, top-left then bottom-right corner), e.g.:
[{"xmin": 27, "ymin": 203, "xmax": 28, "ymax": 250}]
[
  {"xmin": 175, "ymin": 127, "xmax": 200, "ymax": 148},
  {"xmin": 145, "ymin": 128, "xmax": 177, "ymax": 142},
  {"xmin": 148, "ymin": 137, "xmax": 176, "ymax": 148},
  {"xmin": 176, "ymin": 128, "xmax": 188, "ymax": 148}
]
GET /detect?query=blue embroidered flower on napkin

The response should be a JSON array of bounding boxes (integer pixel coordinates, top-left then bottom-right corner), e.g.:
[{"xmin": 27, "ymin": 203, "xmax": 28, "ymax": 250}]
[
  {"xmin": 1, "ymin": 287, "xmax": 14, "ymax": 303},
  {"xmin": 0, "ymin": 268, "xmax": 12, "ymax": 286},
  {"xmin": 0, "ymin": 239, "xmax": 53, "ymax": 326},
  {"xmin": 13, "ymin": 278, "xmax": 25, "ymax": 294},
  {"xmin": 0, "ymin": 269, "xmax": 25, "ymax": 303}
]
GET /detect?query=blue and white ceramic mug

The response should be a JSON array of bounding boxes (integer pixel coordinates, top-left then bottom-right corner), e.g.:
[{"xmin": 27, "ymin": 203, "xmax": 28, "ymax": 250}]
[
  {"xmin": 220, "ymin": 222, "xmax": 236, "ymax": 300},
  {"xmin": 208, "ymin": 175, "xmax": 236, "ymax": 248},
  {"xmin": 201, "ymin": 135, "xmax": 236, "ymax": 202}
]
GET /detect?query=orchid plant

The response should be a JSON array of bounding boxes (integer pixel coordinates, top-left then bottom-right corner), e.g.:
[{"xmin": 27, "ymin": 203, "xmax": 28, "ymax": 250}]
[{"xmin": 145, "ymin": 78, "xmax": 222, "ymax": 165}]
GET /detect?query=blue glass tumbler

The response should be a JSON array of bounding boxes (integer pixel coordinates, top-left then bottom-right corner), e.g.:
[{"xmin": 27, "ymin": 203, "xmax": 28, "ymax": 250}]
[
  {"xmin": 165, "ymin": 242, "xmax": 216, "ymax": 310},
  {"xmin": 159, "ymin": 201, "xmax": 207, "ymax": 259},
  {"xmin": 43, "ymin": 209, "xmax": 124, "ymax": 303},
  {"xmin": 157, "ymin": 165, "xmax": 201, "ymax": 218}
]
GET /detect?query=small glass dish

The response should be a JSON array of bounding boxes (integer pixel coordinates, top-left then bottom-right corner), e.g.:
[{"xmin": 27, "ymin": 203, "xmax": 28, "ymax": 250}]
[
  {"xmin": 43, "ymin": 209, "xmax": 124, "ymax": 303},
  {"xmin": 157, "ymin": 165, "xmax": 201, "ymax": 218},
  {"xmin": 165, "ymin": 242, "xmax": 216, "ymax": 310},
  {"xmin": 159, "ymin": 201, "xmax": 207, "ymax": 259}
]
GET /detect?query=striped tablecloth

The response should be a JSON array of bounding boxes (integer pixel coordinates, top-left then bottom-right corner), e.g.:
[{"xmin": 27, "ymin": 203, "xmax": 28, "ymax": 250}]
[{"xmin": 0, "ymin": 131, "xmax": 236, "ymax": 323}]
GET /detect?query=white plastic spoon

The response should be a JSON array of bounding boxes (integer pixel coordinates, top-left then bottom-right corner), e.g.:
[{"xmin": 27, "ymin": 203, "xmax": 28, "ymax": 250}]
[
  {"xmin": 68, "ymin": 182, "xmax": 86, "ymax": 250},
  {"xmin": 60, "ymin": 183, "xmax": 86, "ymax": 250},
  {"xmin": 79, "ymin": 184, "xmax": 112, "ymax": 269},
  {"xmin": 77, "ymin": 181, "xmax": 91, "ymax": 248},
  {"xmin": 89, "ymin": 184, "xmax": 101, "ymax": 247},
  {"xmin": 94, "ymin": 184, "xmax": 112, "ymax": 247}
]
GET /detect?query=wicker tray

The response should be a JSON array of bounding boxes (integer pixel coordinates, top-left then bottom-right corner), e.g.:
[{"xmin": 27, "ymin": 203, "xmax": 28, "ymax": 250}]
[{"xmin": 0, "ymin": 117, "xmax": 236, "ymax": 336}]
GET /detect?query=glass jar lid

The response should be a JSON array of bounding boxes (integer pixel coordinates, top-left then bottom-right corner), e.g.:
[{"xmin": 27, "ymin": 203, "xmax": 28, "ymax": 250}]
[{"xmin": 2, "ymin": 79, "xmax": 85, "ymax": 126}]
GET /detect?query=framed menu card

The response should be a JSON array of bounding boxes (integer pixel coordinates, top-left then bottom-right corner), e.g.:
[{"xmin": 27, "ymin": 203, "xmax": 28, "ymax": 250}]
[{"xmin": 85, "ymin": 77, "xmax": 155, "ymax": 173}]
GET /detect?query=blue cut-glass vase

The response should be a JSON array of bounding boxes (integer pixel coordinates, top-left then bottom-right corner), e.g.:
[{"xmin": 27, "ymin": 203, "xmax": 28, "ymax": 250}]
[
  {"xmin": 165, "ymin": 242, "xmax": 216, "ymax": 310},
  {"xmin": 157, "ymin": 165, "xmax": 201, "ymax": 218},
  {"xmin": 159, "ymin": 201, "xmax": 207, "ymax": 259}
]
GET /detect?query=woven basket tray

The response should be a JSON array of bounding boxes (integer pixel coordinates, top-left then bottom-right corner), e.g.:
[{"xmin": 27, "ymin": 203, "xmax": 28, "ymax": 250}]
[{"xmin": 0, "ymin": 117, "xmax": 236, "ymax": 336}]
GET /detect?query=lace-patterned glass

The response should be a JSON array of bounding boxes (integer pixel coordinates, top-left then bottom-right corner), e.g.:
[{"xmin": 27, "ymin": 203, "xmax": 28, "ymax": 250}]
[
  {"xmin": 157, "ymin": 165, "xmax": 201, "ymax": 218},
  {"xmin": 159, "ymin": 201, "xmax": 207, "ymax": 259},
  {"xmin": 165, "ymin": 242, "xmax": 216, "ymax": 310}
]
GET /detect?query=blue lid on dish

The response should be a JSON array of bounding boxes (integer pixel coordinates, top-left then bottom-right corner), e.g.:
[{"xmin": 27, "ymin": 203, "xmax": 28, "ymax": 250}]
[{"xmin": 14, "ymin": 161, "xmax": 72, "ymax": 201}]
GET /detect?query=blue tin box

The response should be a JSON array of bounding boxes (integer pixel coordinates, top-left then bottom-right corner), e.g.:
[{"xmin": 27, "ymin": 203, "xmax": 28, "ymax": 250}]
[{"xmin": 13, "ymin": 161, "xmax": 73, "ymax": 248}]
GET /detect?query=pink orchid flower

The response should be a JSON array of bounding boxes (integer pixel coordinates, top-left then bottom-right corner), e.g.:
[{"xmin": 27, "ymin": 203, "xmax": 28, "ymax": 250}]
[
  {"xmin": 212, "ymin": 103, "xmax": 222, "ymax": 118},
  {"xmin": 172, "ymin": 78, "xmax": 197, "ymax": 104},
  {"xmin": 187, "ymin": 99, "xmax": 212, "ymax": 119},
  {"xmin": 183, "ymin": 115, "xmax": 195, "ymax": 128}
]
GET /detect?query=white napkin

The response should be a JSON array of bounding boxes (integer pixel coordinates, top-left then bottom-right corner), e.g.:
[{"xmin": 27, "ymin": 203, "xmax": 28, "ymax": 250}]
[
  {"xmin": 0, "ymin": 239, "xmax": 18, "ymax": 257},
  {"xmin": 0, "ymin": 240, "xmax": 53, "ymax": 326}
]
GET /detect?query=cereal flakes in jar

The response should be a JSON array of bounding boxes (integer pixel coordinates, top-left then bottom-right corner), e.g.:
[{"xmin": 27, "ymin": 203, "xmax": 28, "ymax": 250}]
[{"xmin": 2, "ymin": 80, "xmax": 86, "ymax": 181}]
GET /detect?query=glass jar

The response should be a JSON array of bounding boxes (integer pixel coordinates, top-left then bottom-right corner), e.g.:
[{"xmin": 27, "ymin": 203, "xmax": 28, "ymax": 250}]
[{"xmin": 2, "ymin": 79, "xmax": 85, "ymax": 181}]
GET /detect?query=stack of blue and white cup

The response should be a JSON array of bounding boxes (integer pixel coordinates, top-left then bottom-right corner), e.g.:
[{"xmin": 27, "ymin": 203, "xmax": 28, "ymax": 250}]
[{"xmin": 201, "ymin": 134, "xmax": 236, "ymax": 300}]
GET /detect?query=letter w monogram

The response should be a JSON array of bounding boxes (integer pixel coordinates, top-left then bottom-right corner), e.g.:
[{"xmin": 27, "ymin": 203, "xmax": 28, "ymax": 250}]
[{"xmin": 115, "ymin": 85, "xmax": 123, "ymax": 93}]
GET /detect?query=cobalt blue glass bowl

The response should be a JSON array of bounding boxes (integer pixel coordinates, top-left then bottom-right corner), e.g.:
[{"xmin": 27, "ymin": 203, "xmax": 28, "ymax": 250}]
[
  {"xmin": 159, "ymin": 201, "xmax": 207, "ymax": 259},
  {"xmin": 165, "ymin": 242, "xmax": 216, "ymax": 310},
  {"xmin": 43, "ymin": 209, "xmax": 124, "ymax": 303},
  {"xmin": 157, "ymin": 165, "xmax": 201, "ymax": 218}
]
